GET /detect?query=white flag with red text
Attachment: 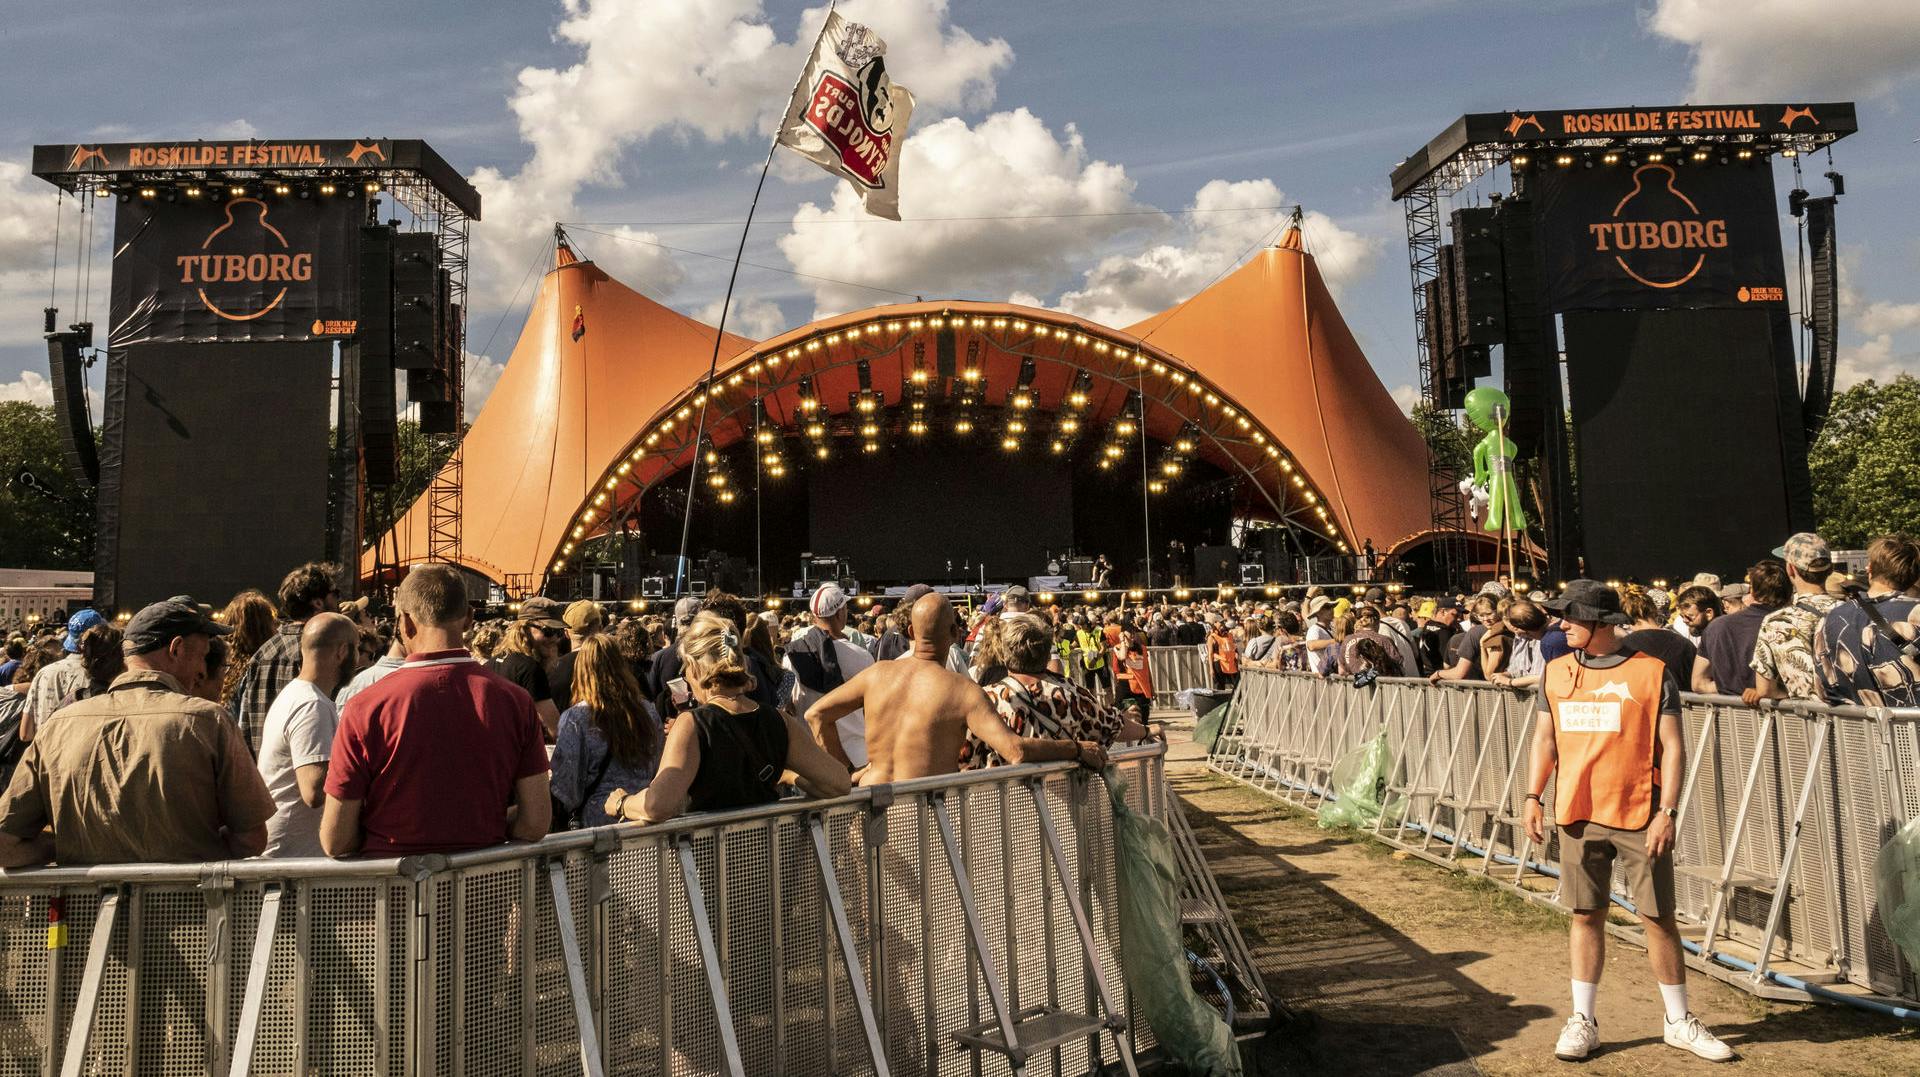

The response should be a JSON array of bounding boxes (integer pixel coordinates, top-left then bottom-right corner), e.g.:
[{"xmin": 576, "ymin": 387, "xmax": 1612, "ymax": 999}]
[{"xmin": 777, "ymin": 12, "xmax": 914, "ymax": 220}]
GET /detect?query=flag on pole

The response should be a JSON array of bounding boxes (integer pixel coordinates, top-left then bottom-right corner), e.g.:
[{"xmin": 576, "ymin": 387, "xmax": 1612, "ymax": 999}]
[{"xmin": 778, "ymin": 12, "xmax": 915, "ymax": 220}]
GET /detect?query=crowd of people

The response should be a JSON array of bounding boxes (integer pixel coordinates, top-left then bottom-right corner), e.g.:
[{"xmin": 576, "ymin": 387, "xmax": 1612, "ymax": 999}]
[{"xmin": 0, "ymin": 562, "xmax": 1143, "ymax": 868}]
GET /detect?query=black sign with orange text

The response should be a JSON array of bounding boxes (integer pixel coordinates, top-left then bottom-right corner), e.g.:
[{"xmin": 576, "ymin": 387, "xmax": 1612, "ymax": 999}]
[
  {"xmin": 1465, "ymin": 103, "xmax": 1854, "ymax": 144},
  {"xmin": 1530, "ymin": 160, "xmax": 1787, "ymax": 311},
  {"xmin": 109, "ymin": 195, "xmax": 361, "ymax": 345}
]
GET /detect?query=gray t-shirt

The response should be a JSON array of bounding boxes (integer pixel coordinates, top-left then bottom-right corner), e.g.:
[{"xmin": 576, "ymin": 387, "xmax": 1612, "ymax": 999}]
[
  {"xmin": 256, "ymin": 679, "xmax": 338, "ymax": 858},
  {"xmin": 1531, "ymin": 649, "xmax": 1682, "ymax": 717}
]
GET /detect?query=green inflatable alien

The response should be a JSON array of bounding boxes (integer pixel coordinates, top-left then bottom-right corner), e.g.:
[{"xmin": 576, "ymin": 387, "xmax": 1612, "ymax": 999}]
[{"xmin": 1464, "ymin": 386, "xmax": 1527, "ymax": 535}]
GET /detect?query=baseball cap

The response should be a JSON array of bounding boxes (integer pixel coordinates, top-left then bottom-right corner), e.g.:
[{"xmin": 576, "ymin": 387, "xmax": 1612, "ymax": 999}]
[
  {"xmin": 563, "ymin": 599, "xmax": 604, "ymax": 632},
  {"xmin": 898, "ymin": 583, "xmax": 935, "ymax": 610},
  {"xmin": 1542, "ymin": 579, "xmax": 1630, "ymax": 625},
  {"xmin": 1772, "ymin": 532, "xmax": 1833, "ymax": 573},
  {"xmin": 810, "ymin": 583, "xmax": 850, "ymax": 619},
  {"xmin": 63, "ymin": 608, "xmax": 106, "ymax": 654},
  {"xmin": 517, "ymin": 596, "xmax": 567, "ymax": 631},
  {"xmin": 1689, "ymin": 572, "xmax": 1722, "ymax": 592},
  {"xmin": 1363, "ymin": 586, "xmax": 1386, "ymax": 604},
  {"xmin": 672, "ymin": 596, "xmax": 702, "ymax": 625},
  {"xmin": 124, "ymin": 595, "xmax": 232, "ymax": 655},
  {"xmin": 1718, "ymin": 582, "xmax": 1750, "ymax": 603}
]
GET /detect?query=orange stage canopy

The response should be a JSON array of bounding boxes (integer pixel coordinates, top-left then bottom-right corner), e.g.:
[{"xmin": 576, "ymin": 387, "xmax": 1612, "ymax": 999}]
[{"xmin": 366, "ymin": 228, "xmax": 1435, "ymax": 589}]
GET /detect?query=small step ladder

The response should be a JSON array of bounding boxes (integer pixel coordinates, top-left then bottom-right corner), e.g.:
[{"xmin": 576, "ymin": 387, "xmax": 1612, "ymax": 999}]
[{"xmin": 933, "ymin": 780, "xmax": 1141, "ymax": 1076}]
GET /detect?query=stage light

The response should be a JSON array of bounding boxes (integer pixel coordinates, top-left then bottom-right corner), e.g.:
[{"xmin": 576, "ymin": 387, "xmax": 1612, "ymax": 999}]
[
  {"xmin": 1069, "ymin": 391, "xmax": 1088, "ymax": 407},
  {"xmin": 1060, "ymin": 417, "xmax": 1080, "ymax": 433},
  {"xmin": 1128, "ymin": 588, "xmax": 1146, "ymax": 600},
  {"xmin": 1174, "ymin": 588, "xmax": 1191, "ymax": 601},
  {"xmin": 1646, "ymin": 152, "xmax": 1664, "ymax": 163},
  {"xmin": 908, "ymin": 419, "xmax": 927, "ymax": 436},
  {"xmin": 1097, "ymin": 458, "xmax": 1112, "ymax": 470},
  {"xmin": 1147, "ymin": 479, "xmax": 1166, "ymax": 494},
  {"xmin": 1265, "ymin": 585, "xmax": 1281, "ymax": 598},
  {"xmin": 1007, "ymin": 418, "xmax": 1026, "ymax": 435},
  {"xmin": 273, "ymin": 183, "xmax": 291, "ymax": 196},
  {"xmin": 814, "ymin": 445, "xmax": 830, "ymax": 459},
  {"xmin": 1161, "ymin": 461, "xmax": 1181, "ymax": 476},
  {"xmin": 954, "ymin": 418, "xmax": 974, "ymax": 435},
  {"xmin": 365, "ymin": 180, "xmax": 381, "ymax": 193},
  {"xmin": 719, "ymin": 489, "xmax": 737, "ymax": 503},
  {"xmin": 1082, "ymin": 589, "xmax": 1099, "ymax": 603},
  {"xmin": 1781, "ymin": 148, "xmax": 1797, "ymax": 158},
  {"xmin": 229, "ymin": 185, "xmax": 246, "ymax": 197},
  {"xmin": 1511, "ymin": 154, "xmax": 1530, "ymax": 167},
  {"xmin": 961, "ymin": 366, "xmax": 982, "ymax": 384},
  {"xmin": 762, "ymin": 451, "xmax": 781, "ymax": 467},
  {"xmin": 910, "ymin": 366, "xmax": 929, "ymax": 385},
  {"xmin": 1602, "ymin": 152, "xmax": 1619, "ymax": 165},
  {"xmin": 1737, "ymin": 149, "xmax": 1753, "ymax": 160},
  {"xmin": 1175, "ymin": 435, "xmax": 1196, "ymax": 453},
  {"xmin": 806, "ymin": 421, "xmax": 826, "ymax": 439},
  {"xmin": 1000, "ymin": 436, "xmax": 1019, "ymax": 451},
  {"xmin": 862, "ymin": 440, "xmax": 880, "ymax": 454},
  {"xmin": 1554, "ymin": 154, "xmax": 1574, "ymax": 167},
  {"xmin": 769, "ymin": 463, "xmax": 787, "ymax": 477},
  {"xmin": 860, "ymin": 420, "xmax": 879, "ymax": 437},
  {"xmin": 138, "ymin": 187, "xmax": 156, "ymax": 199},
  {"xmin": 1050, "ymin": 439, "xmax": 1066, "ymax": 454},
  {"xmin": 756, "ymin": 428, "xmax": 774, "ymax": 445},
  {"xmin": 1103, "ymin": 444, "xmax": 1124, "ymax": 459},
  {"xmin": 1115, "ymin": 419, "xmax": 1136, "ymax": 437},
  {"xmin": 1692, "ymin": 150, "xmax": 1709, "ymax": 162},
  {"xmin": 1220, "ymin": 586, "xmax": 1236, "ymax": 598},
  {"xmin": 184, "ymin": 185, "xmax": 202, "ymax": 198},
  {"xmin": 319, "ymin": 182, "xmax": 336, "ymax": 195}
]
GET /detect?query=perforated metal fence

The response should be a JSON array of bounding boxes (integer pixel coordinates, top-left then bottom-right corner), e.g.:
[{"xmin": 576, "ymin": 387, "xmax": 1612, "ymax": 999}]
[
  {"xmin": 0, "ymin": 745, "xmax": 1183, "ymax": 1077},
  {"xmin": 1209, "ymin": 668, "xmax": 1920, "ymax": 1007}
]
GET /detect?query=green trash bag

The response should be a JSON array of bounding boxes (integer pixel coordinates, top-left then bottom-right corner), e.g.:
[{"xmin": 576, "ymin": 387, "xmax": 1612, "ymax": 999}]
[
  {"xmin": 1105, "ymin": 773, "xmax": 1243, "ymax": 1077},
  {"xmin": 1194, "ymin": 697, "xmax": 1235, "ymax": 754},
  {"xmin": 1875, "ymin": 814, "xmax": 1920, "ymax": 968},
  {"xmin": 1316, "ymin": 732, "xmax": 1404, "ymax": 831}
]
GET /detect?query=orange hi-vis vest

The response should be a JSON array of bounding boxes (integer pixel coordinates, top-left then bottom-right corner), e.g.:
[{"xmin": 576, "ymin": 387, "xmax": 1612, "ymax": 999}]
[
  {"xmin": 1542, "ymin": 651, "xmax": 1667, "ymax": 829},
  {"xmin": 1210, "ymin": 632, "xmax": 1239, "ymax": 675}
]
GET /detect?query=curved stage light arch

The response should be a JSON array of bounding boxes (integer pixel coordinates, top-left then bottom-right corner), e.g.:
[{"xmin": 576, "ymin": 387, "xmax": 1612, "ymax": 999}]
[{"xmin": 366, "ymin": 228, "xmax": 1437, "ymax": 594}]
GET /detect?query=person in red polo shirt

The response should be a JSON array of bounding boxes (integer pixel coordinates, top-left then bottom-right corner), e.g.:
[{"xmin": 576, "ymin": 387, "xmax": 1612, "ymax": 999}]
[
  {"xmin": 320, "ymin": 565, "xmax": 550, "ymax": 857},
  {"xmin": 1523, "ymin": 580, "xmax": 1731, "ymax": 1063}
]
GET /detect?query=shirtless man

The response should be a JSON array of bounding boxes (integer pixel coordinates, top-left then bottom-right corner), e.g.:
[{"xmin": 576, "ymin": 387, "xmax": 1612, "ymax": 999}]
[{"xmin": 807, "ymin": 592, "xmax": 1106, "ymax": 784}]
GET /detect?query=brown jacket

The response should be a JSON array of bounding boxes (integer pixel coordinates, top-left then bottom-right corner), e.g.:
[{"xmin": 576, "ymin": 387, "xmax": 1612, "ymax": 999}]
[{"xmin": 0, "ymin": 670, "xmax": 274, "ymax": 865}]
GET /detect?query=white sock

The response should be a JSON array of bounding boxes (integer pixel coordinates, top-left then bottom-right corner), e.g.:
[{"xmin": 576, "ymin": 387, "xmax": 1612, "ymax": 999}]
[
  {"xmin": 1571, "ymin": 980, "xmax": 1599, "ymax": 1022},
  {"xmin": 1659, "ymin": 981, "xmax": 1689, "ymax": 1023}
]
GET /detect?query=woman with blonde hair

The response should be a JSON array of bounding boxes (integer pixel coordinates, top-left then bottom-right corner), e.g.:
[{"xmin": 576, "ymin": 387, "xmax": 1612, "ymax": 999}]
[
  {"xmin": 607, "ymin": 613, "xmax": 847, "ymax": 824},
  {"xmin": 550, "ymin": 635, "xmax": 662, "ymax": 829}
]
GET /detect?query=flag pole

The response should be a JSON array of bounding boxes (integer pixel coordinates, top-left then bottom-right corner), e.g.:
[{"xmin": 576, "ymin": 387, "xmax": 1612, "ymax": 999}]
[{"xmin": 673, "ymin": 7, "xmax": 834, "ymax": 598}]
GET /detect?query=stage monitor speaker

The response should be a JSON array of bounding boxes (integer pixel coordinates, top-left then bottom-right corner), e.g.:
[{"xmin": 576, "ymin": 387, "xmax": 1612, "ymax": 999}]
[
  {"xmin": 690, "ymin": 579, "xmax": 708, "ymax": 596},
  {"xmin": 1239, "ymin": 563, "xmax": 1265, "ymax": 586},
  {"xmin": 44, "ymin": 331, "xmax": 99, "ymax": 486},
  {"xmin": 1450, "ymin": 206, "xmax": 1506, "ymax": 353},
  {"xmin": 1194, "ymin": 544, "xmax": 1237, "ymax": 586},
  {"xmin": 641, "ymin": 576, "xmax": 665, "ymax": 598},
  {"xmin": 1063, "ymin": 558, "xmax": 1095, "ymax": 585},
  {"xmin": 358, "ymin": 225, "xmax": 397, "ymax": 487},
  {"xmin": 392, "ymin": 232, "xmax": 442, "ymax": 372}
]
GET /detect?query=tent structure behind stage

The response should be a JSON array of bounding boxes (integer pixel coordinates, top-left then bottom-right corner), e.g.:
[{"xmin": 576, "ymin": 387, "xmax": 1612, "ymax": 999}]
[{"xmin": 366, "ymin": 228, "xmax": 1437, "ymax": 593}]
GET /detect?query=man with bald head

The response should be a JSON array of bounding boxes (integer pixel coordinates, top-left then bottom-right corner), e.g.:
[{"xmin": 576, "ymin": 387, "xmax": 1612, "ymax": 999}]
[
  {"xmin": 256, "ymin": 612, "xmax": 358, "ymax": 857},
  {"xmin": 807, "ymin": 592, "xmax": 1108, "ymax": 784}
]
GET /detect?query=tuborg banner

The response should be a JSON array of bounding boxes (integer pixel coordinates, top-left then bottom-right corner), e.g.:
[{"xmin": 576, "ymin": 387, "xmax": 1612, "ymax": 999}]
[
  {"xmin": 1530, "ymin": 160, "xmax": 1788, "ymax": 312},
  {"xmin": 110, "ymin": 194, "xmax": 362, "ymax": 346}
]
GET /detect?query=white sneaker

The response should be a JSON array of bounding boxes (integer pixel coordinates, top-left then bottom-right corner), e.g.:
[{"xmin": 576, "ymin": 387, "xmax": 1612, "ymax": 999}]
[
  {"xmin": 1664, "ymin": 1013, "xmax": 1734, "ymax": 1061},
  {"xmin": 1555, "ymin": 1013, "xmax": 1599, "ymax": 1061}
]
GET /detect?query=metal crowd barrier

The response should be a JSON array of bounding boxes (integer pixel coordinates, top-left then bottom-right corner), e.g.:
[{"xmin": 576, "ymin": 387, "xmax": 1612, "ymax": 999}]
[
  {"xmin": 0, "ymin": 745, "xmax": 1184, "ymax": 1077},
  {"xmin": 1146, "ymin": 646, "xmax": 1211, "ymax": 710},
  {"xmin": 1208, "ymin": 668, "xmax": 1920, "ymax": 1009}
]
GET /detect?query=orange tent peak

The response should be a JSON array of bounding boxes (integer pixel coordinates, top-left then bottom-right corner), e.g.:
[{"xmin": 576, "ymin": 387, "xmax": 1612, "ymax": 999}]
[
  {"xmin": 1275, "ymin": 226, "xmax": 1304, "ymax": 252},
  {"xmin": 555, "ymin": 238, "xmax": 579, "ymax": 268}
]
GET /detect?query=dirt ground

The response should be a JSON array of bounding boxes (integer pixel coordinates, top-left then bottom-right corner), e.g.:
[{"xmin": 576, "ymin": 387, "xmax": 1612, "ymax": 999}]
[{"xmin": 1165, "ymin": 736, "xmax": 1920, "ymax": 1076}]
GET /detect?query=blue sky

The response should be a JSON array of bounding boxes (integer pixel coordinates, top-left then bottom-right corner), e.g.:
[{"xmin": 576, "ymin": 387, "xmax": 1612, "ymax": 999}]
[{"xmin": 0, "ymin": 0, "xmax": 1916, "ymax": 415}]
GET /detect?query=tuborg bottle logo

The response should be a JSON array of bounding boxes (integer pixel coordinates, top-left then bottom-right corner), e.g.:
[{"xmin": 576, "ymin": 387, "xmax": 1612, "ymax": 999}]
[
  {"xmin": 1584, "ymin": 164, "xmax": 1728, "ymax": 290},
  {"xmin": 173, "ymin": 199, "xmax": 312, "ymax": 321}
]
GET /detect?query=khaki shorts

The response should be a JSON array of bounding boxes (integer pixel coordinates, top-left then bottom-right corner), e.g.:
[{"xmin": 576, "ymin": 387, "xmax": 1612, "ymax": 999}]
[{"xmin": 1557, "ymin": 819, "xmax": 1675, "ymax": 917}]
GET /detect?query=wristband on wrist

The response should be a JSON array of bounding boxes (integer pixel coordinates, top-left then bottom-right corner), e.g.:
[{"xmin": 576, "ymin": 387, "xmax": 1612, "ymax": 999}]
[{"xmin": 1523, "ymin": 792, "xmax": 1542, "ymax": 803}]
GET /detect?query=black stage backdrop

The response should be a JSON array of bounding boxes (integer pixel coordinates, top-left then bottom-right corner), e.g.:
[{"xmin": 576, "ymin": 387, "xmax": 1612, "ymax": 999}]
[
  {"xmin": 1563, "ymin": 308, "xmax": 1797, "ymax": 580},
  {"xmin": 105, "ymin": 342, "xmax": 332, "ymax": 610},
  {"xmin": 808, "ymin": 443, "xmax": 1075, "ymax": 582},
  {"xmin": 110, "ymin": 196, "xmax": 361, "ymax": 346},
  {"xmin": 1532, "ymin": 161, "xmax": 1787, "ymax": 312}
]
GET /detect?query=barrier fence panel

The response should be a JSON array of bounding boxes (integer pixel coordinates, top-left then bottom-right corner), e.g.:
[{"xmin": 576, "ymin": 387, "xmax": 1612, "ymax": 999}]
[
  {"xmin": 0, "ymin": 746, "xmax": 1203, "ymax": 1077},
  {"xmin": 1209, "ymin": 667, "xmax": 1920, "ymax": 1010},
  {"xmin": 1146, "ymin": 646, "xmax": 1211, "ymax": 709}
]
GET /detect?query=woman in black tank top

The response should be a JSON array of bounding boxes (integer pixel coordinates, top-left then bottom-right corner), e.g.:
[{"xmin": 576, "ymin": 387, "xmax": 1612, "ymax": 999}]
[{"xmin": 607, "ymin": 613, "xmax": 849, "ymax": 824}]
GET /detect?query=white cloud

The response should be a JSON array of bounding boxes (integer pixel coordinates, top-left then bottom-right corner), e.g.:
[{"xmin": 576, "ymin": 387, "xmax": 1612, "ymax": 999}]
[
  {"xmin": 471, "ymin": 0, "xmax": 1011, "ymax": 309},
  {"xmin": 1390, "ymin": 384, "xmax": 1420, "ymax": 415},
  {"xmin": 778, "ymin": 109, "xmax": 1148, "ymax": 316},
  {"xmin": 697, "ymin": 296, "xmax": 788, "ymax": 340},
  {"xmin": 462, "ymin": 353, "xmax": 505, "ymax": 422},
  {"xmin": 1858, "ymin": 300, "xmax": 1920, "ymax": 337},
  {"xmin": 1649, "ymin": 0, "xmax": 1920, "ymax": 101},
  {"xmin": 1048, "ymin": 178, "xmax": 1382, "ymax": 326},
  {"xmin": 0, "ymin": 370, "xmax": 53, "ymax": 407},
  {"xmin": 1835, "ymin": 333, "xmax": 1920, "ymax": 388}
]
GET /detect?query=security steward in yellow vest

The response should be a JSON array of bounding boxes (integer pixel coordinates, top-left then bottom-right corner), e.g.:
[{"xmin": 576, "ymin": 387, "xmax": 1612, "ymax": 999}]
[{"xmin": 1523, "ymin": 580, "xmax": 1732, "ymax": 1064}]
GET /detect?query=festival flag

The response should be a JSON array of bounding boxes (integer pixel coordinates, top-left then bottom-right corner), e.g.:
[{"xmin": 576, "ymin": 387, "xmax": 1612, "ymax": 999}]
[{"xmin": 777, "ymin": 12, "xmax": 915, "ymax": 220}]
